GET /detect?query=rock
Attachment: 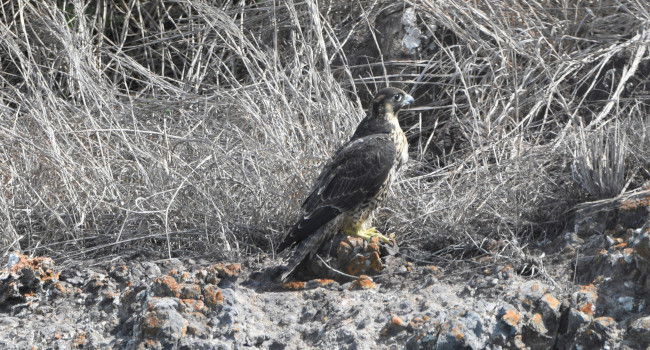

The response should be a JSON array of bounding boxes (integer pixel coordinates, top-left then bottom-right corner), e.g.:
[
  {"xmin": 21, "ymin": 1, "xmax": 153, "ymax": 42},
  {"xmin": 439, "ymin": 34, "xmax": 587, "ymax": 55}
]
[
  {"xmin": 0, "ymin": 204, "xmax": 648, "ymax": 350},
  {"xmin": 350, "ymin": 275, "xmax": 376, "ymax": 290},
  {"xmin": 0, "ymin": 254, "xmax": 61, "ymax": 311},
  {"xmin": 435, "ymin": 322, "xmax": 472, "ymax": 350},
  {"xmin": 522, "ymin": 312, "xmax": 554, "ymax": 349},
  {"xmin": 138, "ymin": 297, "xmax": 188, "ymax": 342},
  {"xmin": 206, "ymin": 263, "xmax": 241, "ymax": 281},
  {"xmin": 202, "ymin": 284, "xmax": 224, "ymax": 308},
  {"xmin": 401, "ymin": 7, "xmax": 423, "ymax": 54},
  {"xmin": 151, "ymin": 275, "xmax": 181, "ymax": 298},
  {"xmin": 108, "ymin": 265, "xmax": 130, "ymax": 283},
  {"xmin": 573, "ymin": 189, "xmax": 649, "ymax": 237},
  {"xmin": 567, "ymin": 308, "xmax": 592, "ymax": 334},
  {"xmin": 179, "ymin": 283, "xmax": 202, "ymax": 300},
  {"xmin": 281, "ymin": 281, "xmax": 306, "ymax": 290},
  {"xmin": 634, "ymin": 230, "xmax": 650, "ymax": 261},
  {"xmin": 628, "ymin": 316, "xmax": 650, "ymax": 347},
  {"xmin": 381, "ymin": 315, "xmax": 407, "ymax": 337},
  {"xmin": 570, "ymin": 316, "xmax": 621, "ymax": 349},
  {"xmin": 305, "ymin": 278, "xmax": 339, "ymax": 290}
]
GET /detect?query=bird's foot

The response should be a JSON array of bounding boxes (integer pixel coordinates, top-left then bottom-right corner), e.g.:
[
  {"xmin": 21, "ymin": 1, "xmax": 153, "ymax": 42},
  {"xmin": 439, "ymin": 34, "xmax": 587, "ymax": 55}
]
[{"xmin": 344, "ymin": 225, "xmax": 394, "ymax": 244}]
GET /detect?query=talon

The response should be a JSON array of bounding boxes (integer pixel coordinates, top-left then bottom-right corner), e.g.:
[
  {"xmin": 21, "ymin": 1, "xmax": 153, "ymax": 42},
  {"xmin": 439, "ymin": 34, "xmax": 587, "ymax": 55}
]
[{"xmin": 344, "ymin": 224, "xmax": 393, "ymax": 243}]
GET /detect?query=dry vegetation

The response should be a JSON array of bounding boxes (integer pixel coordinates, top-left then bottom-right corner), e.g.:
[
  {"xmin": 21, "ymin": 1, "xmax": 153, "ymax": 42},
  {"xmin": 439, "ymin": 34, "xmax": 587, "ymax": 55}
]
[{"xmin": 0, "ymin": 0, "xmax": 648, "ymax": 267}]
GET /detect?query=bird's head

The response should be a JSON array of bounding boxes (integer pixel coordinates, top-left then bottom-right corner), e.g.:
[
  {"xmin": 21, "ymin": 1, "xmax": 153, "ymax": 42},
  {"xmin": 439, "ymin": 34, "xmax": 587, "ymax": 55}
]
[{"xmin": 370, "ymin": 87, "xmax": 415, "ymax": 118}]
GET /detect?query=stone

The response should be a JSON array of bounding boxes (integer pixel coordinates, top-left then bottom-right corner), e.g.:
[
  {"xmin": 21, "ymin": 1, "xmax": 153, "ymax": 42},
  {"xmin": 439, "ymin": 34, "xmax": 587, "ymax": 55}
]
[
  {"xmin": 139, "ymin": 297, "xmax": 188, "ymax": 341},
  {"xmin": 151, "ymin": 276, "xmax": 181, "ymax": 298},
  {"xmin": 628, "ymin": 316, "xmax": 650, "ymax": 346},
  {"xmin": 567, "ymin": 308, "xmax": 592, "ymax": 334}
]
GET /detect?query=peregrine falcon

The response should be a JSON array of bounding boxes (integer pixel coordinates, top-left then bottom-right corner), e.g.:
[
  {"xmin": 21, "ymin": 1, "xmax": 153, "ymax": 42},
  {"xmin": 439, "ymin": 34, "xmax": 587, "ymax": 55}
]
[{"xmin": 277, "ymin": 87, "xmax": 414, "ymax": 281}]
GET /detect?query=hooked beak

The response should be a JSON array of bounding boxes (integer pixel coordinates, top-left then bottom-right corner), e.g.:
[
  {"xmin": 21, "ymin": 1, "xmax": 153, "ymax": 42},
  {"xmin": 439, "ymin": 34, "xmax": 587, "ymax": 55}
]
[{"xmin": 401, "ymin": 94, "xmax": 415, "ymax": 107}]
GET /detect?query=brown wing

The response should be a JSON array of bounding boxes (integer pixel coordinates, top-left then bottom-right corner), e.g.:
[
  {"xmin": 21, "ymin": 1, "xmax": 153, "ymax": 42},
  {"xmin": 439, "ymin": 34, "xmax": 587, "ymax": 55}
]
[{"xmin": 277, "ymin": 134, "xmax": 397, "ymax": 252}]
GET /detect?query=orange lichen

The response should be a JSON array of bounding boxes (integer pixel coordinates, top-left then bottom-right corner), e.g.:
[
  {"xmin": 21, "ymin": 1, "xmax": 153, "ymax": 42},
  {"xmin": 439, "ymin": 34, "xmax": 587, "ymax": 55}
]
[
  {"xmin": 541, "ymin": 293, "xmax": 561, "ymax": 312},
  {"xmin": 502, "ymin": 309, "xmax": 521, "ymax": 327},
  {"xmin": 9, "ymin": 255, "xmax": 51, "ymax": 273},
  {"xmin": 619, "ymin": 194, "xmax": 650, "ymax": 210},
  {"xmin": 594, "ymin": 316, "xmax": 616, "ymax": 327},
  {"xmin": 142, "ymin": 313, "xmax": 162, "ymax": 336},
  {"xmin": 613, "ymin": 242, "xmax": 627, "ymax": 249},
  {"xmin": 53, "ymin": 282, "xmax": 67, "ymax": 293},
  {"xmin": 146, "ymin": 298, "xmax": 161, "ymax": 311},
  {"xmin": 338, "ymin": 240, "xmax": 352, "ymax": 251},
  {"xmin": 451, "ymin": 326, "xmax": 465, "ymax": 340},
  {"xmin": 152, "ymin": 275, "xmax": 181, "ymax": 298},
  {"xmin": 408, "ymin": 316, "xmax": 429, "ymax": 329},
  {"xmin": 202, "ymin": 285, "xmax": 224, "ymax": 306},
  {"xmin": 529, "ymin": 314, "xmax": 550, "ymax": 339},
  {"xmin": 208, "ymin": 263, "xmax": 241, "ymax": 278},
  {"xmin": 72, "ymin": 332, "xmax": 87, "ymax": 348},
  {"xmin": 282, "ymin": 281, "xmax": 306, "ymax": 290},
  {"xmin": 369, "ymin": 251, "xmax": 384, "ymax": 273},
  {"xmin": 580, "ymin": 302, "xmax": 595, "ymax": 315},
  {"xmin": 102, "ymin": 291, "xmax": 118, "ymax": 300},
  {"xmin": 346, "ymin": 255, "xmax": 366, "ymax": 276},
  {"xmin": 180, "ymin": 271, "xmax": 192, "ymax": 281},
  {"xmin": 521, "ymin": 298, "xmax": 533, "ymax": 308},
  {"xmin": 579, "ymin": 284, "xmax": 596, "ymax": 293},
  {"xmin": 181, "ymin": 299, "xmax": 206, "ymax": 312},
  {"xmin": 6, "ymin": 255, "xmax": 61, "ymax": 285},
  {"xmin": 351, "ymin": 275, "xmax": 377, "ymax": 290},
  {"xmin": 391, "ymin": 315, "xmax": 406, "ymax": 327},
  {"xmin": 41, "ymin": 269, "xmax": 60, "ymax": 282},
  {"xmin": 313, "ymin": 279, "xmax": 335, "ymax": 286}
]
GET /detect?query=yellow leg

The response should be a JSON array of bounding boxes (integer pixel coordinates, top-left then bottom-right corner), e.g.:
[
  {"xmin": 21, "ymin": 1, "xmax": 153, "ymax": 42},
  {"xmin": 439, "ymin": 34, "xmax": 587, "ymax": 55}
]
[{"xmin": 343, "ymin": 223, "xmax": 394, "ymax": 243}]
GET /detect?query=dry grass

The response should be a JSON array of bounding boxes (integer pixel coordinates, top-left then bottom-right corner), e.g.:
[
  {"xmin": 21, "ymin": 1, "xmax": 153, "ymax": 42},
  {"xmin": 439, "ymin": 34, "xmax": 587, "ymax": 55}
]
[{"xmin": 0, "ymin": 0, "xmax": 648, "ymax": 266}]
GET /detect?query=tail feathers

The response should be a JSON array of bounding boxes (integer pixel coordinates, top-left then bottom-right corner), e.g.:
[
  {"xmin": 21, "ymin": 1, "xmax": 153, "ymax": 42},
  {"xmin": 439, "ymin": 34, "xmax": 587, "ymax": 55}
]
[
  {"xmin": 277, "ymin": 206, "xmax": 339, "ymax": 252},
  {"xmin": 279, "ymin": 226, "xmax": 328, "ymax": 281},
  {"xmin": 276, "ymin": 227, "xmax": 298, "ymax": 252}
]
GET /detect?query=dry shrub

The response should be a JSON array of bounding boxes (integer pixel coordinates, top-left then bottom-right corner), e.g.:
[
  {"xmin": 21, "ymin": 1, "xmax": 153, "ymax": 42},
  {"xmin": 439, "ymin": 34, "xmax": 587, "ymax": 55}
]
[
  {"xmin": 0, "ymin": 0, "xmax": 648, "ymax": 266},
  {"xmin": 572, "ymin": 124, "xmax": 627, "ymax": 199}
]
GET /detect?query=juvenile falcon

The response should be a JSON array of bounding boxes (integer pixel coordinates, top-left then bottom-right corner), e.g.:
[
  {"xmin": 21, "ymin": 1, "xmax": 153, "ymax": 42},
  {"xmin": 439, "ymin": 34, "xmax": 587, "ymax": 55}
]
[{"xmin": 277, "ymin": 87, "xmax": 414, "ymax": 281}]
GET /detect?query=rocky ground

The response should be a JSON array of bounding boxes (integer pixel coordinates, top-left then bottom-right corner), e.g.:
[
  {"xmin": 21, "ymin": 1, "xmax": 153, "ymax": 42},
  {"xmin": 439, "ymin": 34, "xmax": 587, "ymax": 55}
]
[{"xmin": 1, "ymin": 189, "xmax": 649, "ymax": 349}]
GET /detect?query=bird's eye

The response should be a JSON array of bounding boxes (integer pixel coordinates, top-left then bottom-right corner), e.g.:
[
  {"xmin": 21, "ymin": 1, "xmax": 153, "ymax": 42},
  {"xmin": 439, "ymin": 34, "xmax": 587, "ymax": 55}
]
[{"xmin": 394, "ymin": 94, "xmax": 402, "ymax": 101}]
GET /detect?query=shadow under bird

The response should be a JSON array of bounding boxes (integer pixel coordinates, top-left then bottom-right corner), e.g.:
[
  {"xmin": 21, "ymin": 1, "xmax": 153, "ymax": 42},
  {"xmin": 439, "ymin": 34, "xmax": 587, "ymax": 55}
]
[{"xmin": 277, "ymin": 87, "xmax": 415, "ymax": 281}]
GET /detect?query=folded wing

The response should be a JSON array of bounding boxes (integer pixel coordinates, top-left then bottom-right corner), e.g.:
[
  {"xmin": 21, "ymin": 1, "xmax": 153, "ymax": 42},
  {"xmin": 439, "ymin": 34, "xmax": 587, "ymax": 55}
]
[{"xmin": 277, "ymin": 135, "xmax": 397, "ymax": 252}]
